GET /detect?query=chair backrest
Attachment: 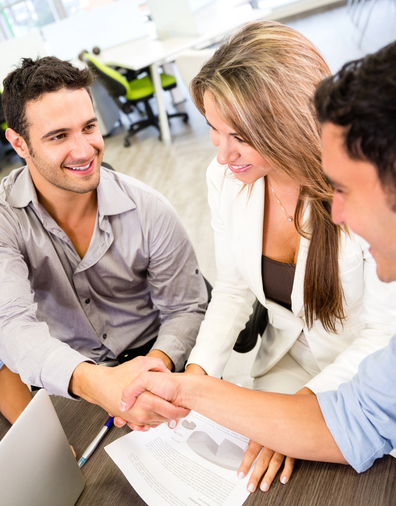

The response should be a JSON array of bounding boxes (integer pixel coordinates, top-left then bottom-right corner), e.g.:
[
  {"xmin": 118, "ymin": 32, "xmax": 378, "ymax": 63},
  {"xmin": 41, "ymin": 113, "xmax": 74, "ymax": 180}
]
[
  {"xmin": 82, "ymin": 53, "xmax": 129, "ymax": 99},
  {"xmin": 0, "ymin": 91, "xmax": 8, "ymax": 145}
]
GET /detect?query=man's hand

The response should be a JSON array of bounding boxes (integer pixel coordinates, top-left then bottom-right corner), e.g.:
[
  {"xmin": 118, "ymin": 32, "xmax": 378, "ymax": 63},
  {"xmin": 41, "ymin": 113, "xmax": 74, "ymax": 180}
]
[
  {"xmin": 119, "ymin": 370, "xmax": 190, "ymax": 429},
  {"xmin": 113, "ymin": 349, "xmax": 174, "ymax": 429},
  {"xmin": 146, "ymin": 349, "xmax": 173, "ymax": 371},
  {"xmin": 70, "ymin": 357, "xmax": 188, "ymax": 429}
]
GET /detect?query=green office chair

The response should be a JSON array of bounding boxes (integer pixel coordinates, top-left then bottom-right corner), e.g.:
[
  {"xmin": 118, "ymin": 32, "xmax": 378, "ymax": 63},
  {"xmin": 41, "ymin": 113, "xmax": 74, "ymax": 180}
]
[{"xmin": 81, "ymin": 52, "xmax": 188, "ymax": 147}]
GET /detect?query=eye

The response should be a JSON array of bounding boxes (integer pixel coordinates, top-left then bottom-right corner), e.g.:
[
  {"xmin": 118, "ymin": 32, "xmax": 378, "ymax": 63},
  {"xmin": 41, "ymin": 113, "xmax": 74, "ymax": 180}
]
[
  {"xmin": 51, "ymin": 133, "xmax": 66, "ymax": 141},
  {"xmin": 85, "ymin": 123, "xmax": 96, "ymax": 132},
  {"xmin": 234, "ymin": 136, "xmax": 245, "ymax": 144}
]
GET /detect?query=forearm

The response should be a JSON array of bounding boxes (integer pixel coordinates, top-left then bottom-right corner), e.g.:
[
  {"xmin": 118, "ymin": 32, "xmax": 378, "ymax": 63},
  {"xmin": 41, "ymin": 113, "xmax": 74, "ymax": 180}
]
[
  {"xmin": 179, "ymin": 375, "xmax": 346, "ymax": 464},
  {"xmin": 0, "ymin": 366, "xmax": 32, "ymax": 424},
  {"xmin": 154, "ymin": 312, "xmax": 205, "ymax": 371}
]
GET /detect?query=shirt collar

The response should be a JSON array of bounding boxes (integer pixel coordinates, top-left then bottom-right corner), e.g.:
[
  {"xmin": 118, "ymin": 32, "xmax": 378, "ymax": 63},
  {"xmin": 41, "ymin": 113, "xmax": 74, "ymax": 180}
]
[
  {"xmin": 5, "ymin": 166, "xmax": 40, "ymax": 209},
  {"xmin": 6, "ymin": 165, "xmax": 136, "ymax": 217},
  {"xmin": 97, "ymin": 168, "xmax": 136, "ymax": 217}
]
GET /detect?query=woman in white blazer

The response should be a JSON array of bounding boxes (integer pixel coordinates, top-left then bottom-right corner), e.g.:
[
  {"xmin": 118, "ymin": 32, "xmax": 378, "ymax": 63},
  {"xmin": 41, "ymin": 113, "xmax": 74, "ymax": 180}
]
[{"xmin": 184, "ymin": 21, "xmax": 396, "ymax": 492}]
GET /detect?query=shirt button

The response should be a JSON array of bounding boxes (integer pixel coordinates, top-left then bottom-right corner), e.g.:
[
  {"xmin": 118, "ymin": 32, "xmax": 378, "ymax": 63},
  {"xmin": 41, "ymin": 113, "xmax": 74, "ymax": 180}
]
[
  {"xmin": 85, "ymin": 298, "xmax": 90, "ymax": 304},
  {"xmin": 103, "ymin": 334, "xmax": 107, "ymax": 339},
  {"xmin": 195, "ymin": 269, "xmax": 199, "ymax": 274}
]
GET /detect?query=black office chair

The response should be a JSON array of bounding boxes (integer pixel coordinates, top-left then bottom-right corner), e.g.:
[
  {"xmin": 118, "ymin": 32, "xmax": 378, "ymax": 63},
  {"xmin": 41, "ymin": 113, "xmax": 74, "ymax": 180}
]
[
  {"xmin": 80, "ymin": 52, "xmax": 188, "ymax": 147},
  {"xmin": 0, "ymin": 91, "xmax": 8, "ymax": 146},
  {"xmin": 233, "ymin": 299, "xmax": 268, "ymax": 353}
]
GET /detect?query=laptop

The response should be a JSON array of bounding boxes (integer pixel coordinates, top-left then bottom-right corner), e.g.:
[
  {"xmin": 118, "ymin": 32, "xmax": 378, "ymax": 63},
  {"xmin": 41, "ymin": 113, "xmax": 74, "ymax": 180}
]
[{"xmin": 0, "ymin": 389, "xmax": 85, "ymax": 506}]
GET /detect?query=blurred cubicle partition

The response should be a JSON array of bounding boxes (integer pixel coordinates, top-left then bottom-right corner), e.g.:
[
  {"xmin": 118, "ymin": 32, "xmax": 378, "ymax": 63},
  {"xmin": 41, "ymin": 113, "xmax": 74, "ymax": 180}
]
[
  {"xmin": 41, "ymin": 0, "xmax": 147, "ymax": 61},
  {"xmin": 0, "ymin": 29, "xmax": 47, "ymax": 86}
]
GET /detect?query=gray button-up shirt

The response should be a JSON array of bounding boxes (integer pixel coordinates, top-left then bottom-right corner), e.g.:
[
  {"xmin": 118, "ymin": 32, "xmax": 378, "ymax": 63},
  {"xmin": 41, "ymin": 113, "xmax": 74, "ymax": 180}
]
[{"xmin": 0, "ymin": 167, "xmax": 207, "ymax": 397}]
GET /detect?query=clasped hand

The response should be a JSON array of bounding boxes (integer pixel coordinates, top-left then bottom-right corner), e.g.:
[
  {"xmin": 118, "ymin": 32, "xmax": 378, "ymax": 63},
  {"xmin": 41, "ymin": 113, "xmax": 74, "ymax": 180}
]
[{"xmin": 76, "ymin": 357, "xmax": 188, "ymax": 430}]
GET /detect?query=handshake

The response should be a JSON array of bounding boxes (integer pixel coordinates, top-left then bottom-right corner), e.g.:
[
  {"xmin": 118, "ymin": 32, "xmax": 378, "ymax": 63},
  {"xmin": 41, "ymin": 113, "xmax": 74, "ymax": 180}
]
[{"xmin": 70, "ymin": 356, "xmax": 194, "ymax": 431}]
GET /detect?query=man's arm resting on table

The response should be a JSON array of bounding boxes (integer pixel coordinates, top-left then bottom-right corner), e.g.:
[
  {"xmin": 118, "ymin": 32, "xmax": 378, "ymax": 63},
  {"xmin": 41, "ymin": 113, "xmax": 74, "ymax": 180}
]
[{"xmin": 121, "ymin": 372, "xmax": 347, "ymax": 464}]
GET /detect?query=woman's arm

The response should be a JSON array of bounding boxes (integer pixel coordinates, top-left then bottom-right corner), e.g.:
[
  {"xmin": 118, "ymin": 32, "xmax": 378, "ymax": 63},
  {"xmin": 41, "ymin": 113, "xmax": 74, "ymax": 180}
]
[
  {"xmin": 121, "ymin": 372, "xmax": 346, "ymax": 464},
  {"xmin": 186, "ymin": 160, "xmax": 256, "ymax": 377}
]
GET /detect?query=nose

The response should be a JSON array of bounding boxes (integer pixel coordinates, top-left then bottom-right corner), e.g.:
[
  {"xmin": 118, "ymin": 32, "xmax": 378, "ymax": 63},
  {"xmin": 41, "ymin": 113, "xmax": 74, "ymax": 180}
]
[
  {"xmin": 70, "ymin": 133, "xmax": 96, "ymax": 162},
  {"xmin": 331, "ymin": 192, "xmax": 345, "ymax": 225},
  {"xmin": 211, "ymin": 131, "xmax": 240, "ymax": 166}
]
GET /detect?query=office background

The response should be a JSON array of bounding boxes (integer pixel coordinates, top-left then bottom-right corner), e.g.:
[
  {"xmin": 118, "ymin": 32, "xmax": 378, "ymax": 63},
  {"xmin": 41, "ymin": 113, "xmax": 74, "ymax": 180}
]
[{"xmin": 0, "ymin": 0, "xmax": 394, "ymax": 387}]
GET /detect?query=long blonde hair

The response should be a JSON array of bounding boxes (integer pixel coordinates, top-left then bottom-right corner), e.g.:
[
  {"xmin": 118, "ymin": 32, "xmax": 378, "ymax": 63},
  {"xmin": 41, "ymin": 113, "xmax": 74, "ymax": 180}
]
[{"xmin": 191, "ymin": 20, "xmax": 345, "ymax": 332}]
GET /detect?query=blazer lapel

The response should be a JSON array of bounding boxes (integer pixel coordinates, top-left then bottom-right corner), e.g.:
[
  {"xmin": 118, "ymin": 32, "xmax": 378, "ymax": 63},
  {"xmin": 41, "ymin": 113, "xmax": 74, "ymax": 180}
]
[{"xmin": 231, "ymin": 177, "xmax": 266, "ymax": 305}]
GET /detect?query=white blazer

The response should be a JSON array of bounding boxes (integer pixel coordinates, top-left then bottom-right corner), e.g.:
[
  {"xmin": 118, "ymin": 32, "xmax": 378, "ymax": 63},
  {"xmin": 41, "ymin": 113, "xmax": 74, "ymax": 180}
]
[{"xmin": 188, "ymin": 158, "xmax": 396, "ymax": 393}]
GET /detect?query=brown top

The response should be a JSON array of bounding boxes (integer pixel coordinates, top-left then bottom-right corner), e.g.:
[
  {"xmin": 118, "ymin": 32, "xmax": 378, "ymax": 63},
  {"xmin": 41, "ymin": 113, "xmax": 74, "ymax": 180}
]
[{"xmin": 262, "ymin": 255, "xmax": 296, "ymax": 311}]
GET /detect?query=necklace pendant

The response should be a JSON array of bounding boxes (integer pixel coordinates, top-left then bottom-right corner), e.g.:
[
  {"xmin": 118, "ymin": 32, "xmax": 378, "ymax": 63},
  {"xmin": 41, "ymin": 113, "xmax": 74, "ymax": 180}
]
[{"xmin": 287, "ymin": 216, "xmax": 293, "ymax": 222}]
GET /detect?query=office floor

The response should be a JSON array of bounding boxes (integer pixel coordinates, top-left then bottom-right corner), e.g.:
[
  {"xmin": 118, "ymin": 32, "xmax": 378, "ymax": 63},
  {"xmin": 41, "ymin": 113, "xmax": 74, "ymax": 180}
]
[{"xmin": 1, "ymin": 0, "xmax": 395, "ymax": 387}]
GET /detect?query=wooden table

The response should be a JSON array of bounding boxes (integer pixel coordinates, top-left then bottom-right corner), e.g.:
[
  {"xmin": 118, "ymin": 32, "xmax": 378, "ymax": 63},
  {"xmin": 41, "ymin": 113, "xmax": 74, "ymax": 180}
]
[{"xmin": 1, "ymin": 396, "xmax": 395, "ymax": 506}]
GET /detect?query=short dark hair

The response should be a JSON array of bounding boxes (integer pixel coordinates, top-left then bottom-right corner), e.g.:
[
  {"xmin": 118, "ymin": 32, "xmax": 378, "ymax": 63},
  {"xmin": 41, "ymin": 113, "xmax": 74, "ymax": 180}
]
[
  {"xmin": 2, "ymin": 56, "xmax": 95, "ymax": 145},
  {"xmin": 314, "ymin": 41, "xmax": 396, "ymax": 201}
]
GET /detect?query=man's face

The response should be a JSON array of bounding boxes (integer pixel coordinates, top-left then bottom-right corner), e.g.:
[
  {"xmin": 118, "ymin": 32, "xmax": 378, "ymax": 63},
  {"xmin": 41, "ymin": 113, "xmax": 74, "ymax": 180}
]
[
  {"xmin": 22, "ymin": 88, "xmax": 104, "ymax": 197},
  {"xmin": 322, "ymin": 122, "xmax": 396, "ymax": 282}
]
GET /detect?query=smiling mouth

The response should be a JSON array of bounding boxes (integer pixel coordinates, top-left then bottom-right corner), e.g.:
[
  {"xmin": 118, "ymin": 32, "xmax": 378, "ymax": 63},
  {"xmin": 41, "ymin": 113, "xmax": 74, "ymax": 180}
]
[
  {"xmin": 64, "ymin": 160, "xmax": 93, "ymax": 171},
  {"xmin": 228, "ymin": 164, "xmax": 252, "ymax": 174}
]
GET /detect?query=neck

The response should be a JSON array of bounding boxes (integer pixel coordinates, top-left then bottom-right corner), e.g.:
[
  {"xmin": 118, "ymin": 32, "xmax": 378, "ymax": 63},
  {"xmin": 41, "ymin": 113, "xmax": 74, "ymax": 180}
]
[
  {"xmin": 36, "ymin": 187, "xmax": 98, "ymax": 259},
  {"xmin": 37, "ymin": 187, "xmax": 98, "ymax": 226},
  {"xmin": 266, "ymin": 172, "xmax": 300, "ymax": 196},
  {"xmin": 27, "ymin": 162, "xmax": 98, "ymax": 224}
]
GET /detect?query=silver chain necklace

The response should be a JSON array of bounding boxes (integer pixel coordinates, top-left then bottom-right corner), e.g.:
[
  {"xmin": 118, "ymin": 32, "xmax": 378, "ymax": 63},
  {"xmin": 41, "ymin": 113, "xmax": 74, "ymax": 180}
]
[{"xmin": 267, "ymin": 177, "xmax": 293, "ymax": 222}]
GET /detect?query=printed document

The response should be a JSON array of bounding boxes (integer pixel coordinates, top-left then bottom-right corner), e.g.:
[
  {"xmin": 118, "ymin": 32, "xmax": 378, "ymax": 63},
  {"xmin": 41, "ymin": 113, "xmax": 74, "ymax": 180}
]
[{"xmin": 105, "ymin": 411, "xmax": 252, "ymax": 506}]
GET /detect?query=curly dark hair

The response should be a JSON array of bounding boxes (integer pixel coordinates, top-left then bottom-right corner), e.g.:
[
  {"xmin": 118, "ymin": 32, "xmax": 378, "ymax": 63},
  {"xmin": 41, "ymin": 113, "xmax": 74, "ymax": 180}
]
[
  {"xmin": 315, "ymin": 41, "xmax": 396, "ymax": 206},
  {"xmin": 2, "ymin": 56, "xmax": 95, "ymax": 147}
]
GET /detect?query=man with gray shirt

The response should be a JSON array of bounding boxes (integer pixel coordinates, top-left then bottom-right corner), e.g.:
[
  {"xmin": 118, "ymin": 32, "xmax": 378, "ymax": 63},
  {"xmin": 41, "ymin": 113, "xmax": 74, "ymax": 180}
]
[{"xmin": 0, "ymin": 56, "xmax": 207, "ymax": 425}]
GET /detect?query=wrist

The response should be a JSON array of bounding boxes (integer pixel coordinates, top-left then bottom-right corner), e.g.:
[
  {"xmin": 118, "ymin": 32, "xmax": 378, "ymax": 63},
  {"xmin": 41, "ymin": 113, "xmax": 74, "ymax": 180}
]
[
  {"xmin": 185, "ymin": 363, "xmax": 207, "ymax": 375},
  {"xmin": 178, "ymin": 372, "xmax": 204, "ymax": 411},
  {"xmin": 69, "ymin": 362, "xmax": 102, "ymax": 402},
  {"xmin": 146, "ymin": 349, "xmax": 173, "ymax": 371}
]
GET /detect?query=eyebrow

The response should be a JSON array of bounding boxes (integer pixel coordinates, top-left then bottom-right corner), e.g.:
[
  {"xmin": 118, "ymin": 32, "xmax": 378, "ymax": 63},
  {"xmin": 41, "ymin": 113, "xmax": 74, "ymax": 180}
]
[
  {"xmin": 41, "ymin": 117, "xmax": 98, "ymax": 140},
  {"xmin": 325, "ymin": 175, "xmax": 346, "ymax": 189},
  {"xmin": 205, "ymin": 119, "xmax": 241, "ymax": 138}
]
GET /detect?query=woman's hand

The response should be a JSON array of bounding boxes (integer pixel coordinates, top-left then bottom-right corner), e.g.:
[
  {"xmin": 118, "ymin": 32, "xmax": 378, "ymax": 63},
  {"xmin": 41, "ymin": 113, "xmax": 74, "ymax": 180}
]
[
  {"xmin": 238, "ymin": 441, "xmax": 293, "ymax": 492},
  {"xmin": 184, "ymin": 363, "xmax": 207, "ymax": 375},
  {"xmin": 238, "ymin": 387, "xmax": 315, "ymax": 492}
]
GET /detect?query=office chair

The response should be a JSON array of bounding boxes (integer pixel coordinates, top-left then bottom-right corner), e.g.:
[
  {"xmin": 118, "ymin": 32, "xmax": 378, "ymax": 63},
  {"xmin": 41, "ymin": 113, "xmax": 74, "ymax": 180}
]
[
  {"xmin": 0, "ymin": 91, "xmax": 8, "ymax": 146},
  {"xmin": 80, "ymin": 52, "xmax": 188, "ymax": 147}
]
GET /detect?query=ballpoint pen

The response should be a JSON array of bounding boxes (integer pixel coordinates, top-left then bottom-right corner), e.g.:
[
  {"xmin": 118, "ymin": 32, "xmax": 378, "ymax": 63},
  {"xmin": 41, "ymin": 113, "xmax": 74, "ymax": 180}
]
[{"xmin": 78, "ymin": 416, "xmax": 114, "ymax": 468}]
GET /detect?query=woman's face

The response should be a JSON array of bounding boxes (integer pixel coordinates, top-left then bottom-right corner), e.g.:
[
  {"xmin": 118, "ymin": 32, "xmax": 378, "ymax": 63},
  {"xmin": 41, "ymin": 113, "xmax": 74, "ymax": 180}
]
[{"xmin": 203, "ymin": 91, "xmax": 274, "ymax": 184}]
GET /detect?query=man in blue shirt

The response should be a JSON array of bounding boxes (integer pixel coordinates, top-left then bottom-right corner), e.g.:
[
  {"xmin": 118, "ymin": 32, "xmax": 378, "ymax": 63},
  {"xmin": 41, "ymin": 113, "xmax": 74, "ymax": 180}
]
[{"xmin": 116, "ymin": 40, "xmax": 396, "ymax": 477}]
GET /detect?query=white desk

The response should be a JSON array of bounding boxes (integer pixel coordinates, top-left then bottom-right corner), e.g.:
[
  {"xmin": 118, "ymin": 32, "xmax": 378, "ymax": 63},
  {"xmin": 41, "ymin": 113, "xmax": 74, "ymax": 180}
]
[{"xmin": 99, "ymin": 4, "xmax": 270, "ymax": 145}]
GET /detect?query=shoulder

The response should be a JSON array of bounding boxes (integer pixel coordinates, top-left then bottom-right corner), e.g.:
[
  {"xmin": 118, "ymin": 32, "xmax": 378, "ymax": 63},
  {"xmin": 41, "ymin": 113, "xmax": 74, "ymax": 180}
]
[
  {"xmin": 0, "ymin": 166, "xmax": 28, "ymax": 201},
  {"xmin": 99, "ymin": 169, "xmax": 184, "ymax": 237},
  {"xmin": 100, "ymin": 168, "xmax": 176, "ymax": 213}
]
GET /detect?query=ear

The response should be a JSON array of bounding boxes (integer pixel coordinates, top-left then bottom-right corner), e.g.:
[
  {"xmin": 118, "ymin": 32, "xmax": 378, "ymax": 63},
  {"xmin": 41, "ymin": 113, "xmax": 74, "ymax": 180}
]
[{"xmin": 5, "ymin": 128, "xmax": 31, "ymax": 160}]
